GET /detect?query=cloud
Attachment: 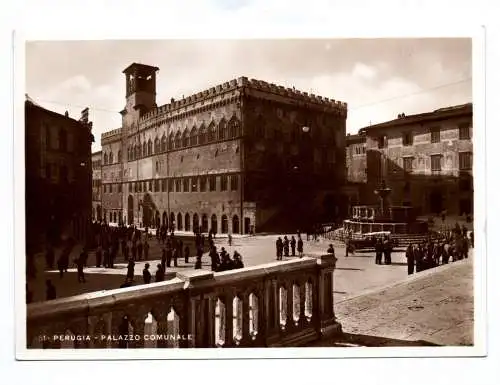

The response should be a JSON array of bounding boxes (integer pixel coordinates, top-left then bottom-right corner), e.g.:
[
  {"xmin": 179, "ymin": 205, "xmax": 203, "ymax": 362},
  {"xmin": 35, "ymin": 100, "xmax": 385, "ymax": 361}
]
[
  {"xmin": 26, "ymin": 38, "xmax": 472, "ymax": 148},
  {"xmin": 352, "ymin": 63, "xmax": 378, "ymax": 80}
]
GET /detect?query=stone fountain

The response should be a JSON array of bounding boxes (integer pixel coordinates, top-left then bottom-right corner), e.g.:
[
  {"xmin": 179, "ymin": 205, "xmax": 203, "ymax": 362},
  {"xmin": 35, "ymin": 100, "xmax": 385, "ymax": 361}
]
[{"xmin": 343, "ymin": 180, "xmax": 428, "ymax": 235}]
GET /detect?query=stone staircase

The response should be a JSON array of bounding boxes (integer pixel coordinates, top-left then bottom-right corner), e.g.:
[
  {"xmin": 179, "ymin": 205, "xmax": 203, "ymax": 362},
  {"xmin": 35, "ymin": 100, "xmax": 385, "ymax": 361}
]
[{"xmin": 323, "ymin": 227, "xmax": 446, "ymax": 248}]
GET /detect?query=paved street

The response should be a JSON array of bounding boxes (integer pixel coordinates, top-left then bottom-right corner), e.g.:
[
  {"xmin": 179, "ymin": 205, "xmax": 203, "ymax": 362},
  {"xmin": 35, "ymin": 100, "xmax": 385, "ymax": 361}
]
[
  {"xmin": 27, "ymin": 233, "xmax": 419, "ymax": 303},
  {"xmin": 313, "ymin": 257, "xmax": 473, "ymax": 347}
]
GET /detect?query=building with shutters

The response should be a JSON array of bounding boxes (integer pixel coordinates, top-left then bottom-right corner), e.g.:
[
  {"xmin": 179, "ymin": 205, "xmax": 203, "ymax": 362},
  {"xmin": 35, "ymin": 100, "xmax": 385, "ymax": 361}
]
[
  {"xmin": 99, "ymin": 63, "xmax": 348, "ymax": 234},
  {"xmin": 348, "ymin": 103, "xmax": 473, "ymax": 217}
]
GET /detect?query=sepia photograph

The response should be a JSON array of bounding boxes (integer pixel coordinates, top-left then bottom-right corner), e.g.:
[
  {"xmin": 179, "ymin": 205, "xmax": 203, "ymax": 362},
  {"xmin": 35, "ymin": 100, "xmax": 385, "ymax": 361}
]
[{"xmin": 18, "ymin": 37, "xmax": 481, "ymax": 358}]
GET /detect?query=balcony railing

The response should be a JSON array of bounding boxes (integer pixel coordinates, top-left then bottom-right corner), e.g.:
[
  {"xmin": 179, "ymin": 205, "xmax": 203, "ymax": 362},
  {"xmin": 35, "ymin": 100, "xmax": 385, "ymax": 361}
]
[{"xmin": 26, "ymin": 254, "xmax": 340, "ymax": 349}]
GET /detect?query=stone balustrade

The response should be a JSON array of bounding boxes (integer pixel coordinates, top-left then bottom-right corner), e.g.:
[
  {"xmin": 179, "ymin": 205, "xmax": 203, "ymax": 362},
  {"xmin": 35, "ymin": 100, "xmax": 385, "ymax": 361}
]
[{"xmin": 26, "ymin": 254, "xmax": 340, "ymax": 349}]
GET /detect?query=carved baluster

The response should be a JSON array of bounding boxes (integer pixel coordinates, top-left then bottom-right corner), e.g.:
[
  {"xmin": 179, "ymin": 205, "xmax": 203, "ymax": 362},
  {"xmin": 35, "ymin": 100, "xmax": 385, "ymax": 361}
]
[
  {"xmin": 129, "ymin": 311, "xmax": 148, "ymax": 348},
  {"xmin": 224, "ymin": 292, "xmax": 234, "ymax": 347},
  {"xmin": 241, "ymin": 292, "xmax": 250, "ymax": 347},
  {"xmin": 316, "ymin": 254, "xmax": 341, "ymax": 339}
]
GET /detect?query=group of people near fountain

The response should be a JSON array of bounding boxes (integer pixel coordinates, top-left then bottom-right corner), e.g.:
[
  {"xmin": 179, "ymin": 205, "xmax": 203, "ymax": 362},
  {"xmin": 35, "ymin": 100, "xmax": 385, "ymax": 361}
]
[{"xmin": 405, "ymin": 224, "xmax": 472, "ymax": 275}]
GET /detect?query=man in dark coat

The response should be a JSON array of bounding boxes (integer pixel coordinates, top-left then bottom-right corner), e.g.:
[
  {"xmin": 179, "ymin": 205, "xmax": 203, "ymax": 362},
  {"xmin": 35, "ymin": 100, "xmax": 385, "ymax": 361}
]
[
  {"xmin": 406, "ymin": 244, "xmax": 415, "ymax": 275},
  {"xmin": 75, "ymin": 254, "xmax": 86, "ymax": 283},
  {"xmin": 375, "ymin": 239, "xmax": 383, "ymax": 265},
  {"xmin": 155, "ymin": 264, "xmax": 165, "ymax": 282},
  {"xmin": 232, "ymin": 251, "xmax": 244, "ymax": 269},
  {"xmin": 297, "ymin": 236, "xmax": 304, "ymax": 258},
  {"xmin": 126, "ymin": 259, "xmax": 135, "ymax": 281},
  {"xmin": 184, "ymin": 245, "xmax": 190, "ymax": 264},
  {"xmin": 166, "ymin": 246, "xmax": 173, "ymax": 268},
  {"xmin": 290, "ymin": 236, "xmax": 297, "ymax": 256},
  {"xmin": 276, "ymin": 237, "xmax": 283, "ymax": 261},
  {"xmin": 143, "ymin": 263, "xmax": 151, "ymax": 284}
]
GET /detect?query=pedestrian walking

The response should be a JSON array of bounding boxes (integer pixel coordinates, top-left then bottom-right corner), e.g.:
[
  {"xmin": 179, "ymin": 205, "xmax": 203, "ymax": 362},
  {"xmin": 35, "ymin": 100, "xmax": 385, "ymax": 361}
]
[
  {"xmin": 290, "ymin": 236, "xmax": 296, "ymax": 256},
  {"xmin": 228, "ymin": 234, "xmax": 232, "ymax": 247},
  {"xmin": 327, "ymin": 244, "xmax": 335, "ymax": 256},
  {"xmin": 173, "ymin": 247, "xmax": 178, "ymax": 267},
  {"xmin": 143, "ymin": 263, "xmax": 151, "ymax": 284},
  {"xmin": 46, "ymin": 279, "xmax": 56, "ymax": 300},
  {"xmin": 297, "ymin": 236, "xmax": 304, "ymax": 258},
  {"xmin": 184, "ymin": 245, "xmax": 190, "ymax": 263},
  {"xmin": 75, "ymin": 254, "xmax": 86, "ymax": 283},
  {"xmin": 406, "ymin": 243, "xmax": 415, "ymax": 275}
]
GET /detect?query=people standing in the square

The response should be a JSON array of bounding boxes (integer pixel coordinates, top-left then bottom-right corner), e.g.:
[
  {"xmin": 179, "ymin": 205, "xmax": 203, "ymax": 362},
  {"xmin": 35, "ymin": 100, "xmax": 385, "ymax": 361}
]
[
  {"xmin": 297, "ymin": 236, "xmax": 304, "ymax": 258},
  {"xmin": 406, "ymin": 243, "xmax": 415, "ymax": 275},
  {"xmin": 283, "ymin": 236, "xmax": 290, "ymax": 258},
  {"xmin": 276, "ymin": 237, "xmax": 283, "ymax": 261},
  {"xmin": 290, "ymin": 236, "xmax": 296, "ymax": 256},
  {"xmin": 143, "ymin": 263, "xmax": 151, "ymax": 284}
]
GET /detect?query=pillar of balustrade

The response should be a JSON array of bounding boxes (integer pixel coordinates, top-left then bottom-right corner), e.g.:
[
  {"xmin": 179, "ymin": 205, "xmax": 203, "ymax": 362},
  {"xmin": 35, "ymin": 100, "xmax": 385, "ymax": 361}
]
[
  {"xmin": 176, "ymin": 270, "xmax": 215, "ymax": 348},
  {"xmin": 315, "ymin": 254, "xmax": 341, "ymax": 339}
]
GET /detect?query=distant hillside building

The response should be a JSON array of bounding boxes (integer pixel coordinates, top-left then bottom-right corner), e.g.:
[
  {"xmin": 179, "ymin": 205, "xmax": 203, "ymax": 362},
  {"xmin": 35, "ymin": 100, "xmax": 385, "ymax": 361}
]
[
  {"xmin": 351, "ymin": 103, "xmax": 473, "ymax": 217},
  {"xmin": 25, "ymin": 100, "xmax": 93, "ymax": 252},
  {"xmin": 99, "ymin": 63, "xmax": 348, "ymax": 233}
]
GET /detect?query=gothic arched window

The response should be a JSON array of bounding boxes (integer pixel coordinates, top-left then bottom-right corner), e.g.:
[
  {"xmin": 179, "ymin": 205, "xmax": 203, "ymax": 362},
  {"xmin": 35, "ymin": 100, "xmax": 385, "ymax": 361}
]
[
  {"xmin": 168, "ymin": 133, "xmax": 174, "ymax": 149},
  {"xmin": 154, "ymin": 137, "xmax": 160, "ymax": 153},
  {"xmin": 198, "ymin": 124, "xmax": 206, "ymax": 145},
  {"xmin": 117, "ymin": 150, "xmax": 121, "ymax": 162},
  {"xmin": 190, "ymin": 127, "xmax": 198, "ymax": 146},
  {"xmin": 103, "ymin": 153, "xmax": 108, "ymax": 165},
  {"xmin": 218, "ymin": 119, "xmax": 226, "ymax": 141},
  {"xmin": 147, "ymin": 139, "xmax": 152, "ymax": 156},
  {"xmin": 174, "ymin": 132, "xmax": 181, "ymax": 148},
  {"xmin": 229, "ymin": 117, "xmax": 240, "ymax": 138},
  {"xmin": 142, "ymin": 141, "xmax": 147, "ymax": 157},
  {"xmin": 109, "ymin": 152, "xmax": 114, "ymax": 164},
  {"xmin": 182, "ymin": 130, "xmax": 189, "ymax": 147},
  {"xmin": 208, "ymin": 122, "xmax": 216, "ymax": 142},
  {"xmin": 161, "ymin": 134, "xmax": 167, "ymax": 152}
]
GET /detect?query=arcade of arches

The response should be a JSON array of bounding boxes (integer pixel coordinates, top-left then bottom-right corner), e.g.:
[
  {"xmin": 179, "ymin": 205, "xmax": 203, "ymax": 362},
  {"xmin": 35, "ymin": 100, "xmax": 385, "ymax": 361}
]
[{"xmin": 122, "ymin": 194, "xmax": 248, "ymax": 234}]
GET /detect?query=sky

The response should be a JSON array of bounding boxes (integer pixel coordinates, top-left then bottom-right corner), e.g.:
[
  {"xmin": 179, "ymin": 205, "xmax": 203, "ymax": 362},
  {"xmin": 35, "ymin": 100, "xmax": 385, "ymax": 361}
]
[{"xmin": 25, "ymin": 38, "xmax": 472, "ymax": 152}]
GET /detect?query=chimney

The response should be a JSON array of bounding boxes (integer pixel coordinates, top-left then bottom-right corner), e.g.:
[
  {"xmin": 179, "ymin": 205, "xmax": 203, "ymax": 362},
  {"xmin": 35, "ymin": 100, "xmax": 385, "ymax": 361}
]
[{"xmin": 65, "ymin": 111, "xmax": 69, "ymax": 117}]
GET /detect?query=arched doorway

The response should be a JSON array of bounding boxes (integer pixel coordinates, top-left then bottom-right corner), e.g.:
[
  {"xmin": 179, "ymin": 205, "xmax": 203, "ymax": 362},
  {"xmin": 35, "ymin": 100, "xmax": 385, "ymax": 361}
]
[
  {"xmin": 177, "ymin": 213, "xmax": 183, "ymax": 231},
  {"xmin": 162, "ymin": 211, "xmax": 167, "ymax": 227},
  {"xmin": 193, "ymin": 213, "xmax": 199, "ymax": 233},
  {"xmin": 429, "ymin": 190, "xmax": 443, "ymax": 214},
  {"xmin": 97, "ymin": 204, "xmax": 102, "ymax": 222},
  {"xmin": 201, "ymin": 214, "xmax": 208, "ymax": 233},
  {"xmin": 142, "ymin": 194, "xmax": 154, "ymax": 228},
  {"xmin": 170, "ymin": 212, "xmax": 175, "ymax": 230},
  {"xmin": 221, "ymin": 214, "xmax": 228, "ymax": 233},
  {"xmin": 127, "ymin": 197, "xmax": 133, "ymax": 225},
  {"xmin": 232, "ymin": 215, "xmax": 240, "ymax": 234},
  {"xmin": 211, "ymin": 214, "xmax": 218, "ymax": 234},
  {"xmin": 185, "ymin": 213, "xmax": 191, "ymax": 231}
]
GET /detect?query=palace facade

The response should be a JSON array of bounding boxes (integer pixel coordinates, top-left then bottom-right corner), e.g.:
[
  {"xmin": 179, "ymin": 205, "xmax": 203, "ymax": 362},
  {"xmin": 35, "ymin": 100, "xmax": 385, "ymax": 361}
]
[
  {"xmin": 348, "ymin": 103, "xmax": 473, "ymax": 217},
  {"xmin": 99, "ymin": 63, "xmax": 348, "ymax": 234}
]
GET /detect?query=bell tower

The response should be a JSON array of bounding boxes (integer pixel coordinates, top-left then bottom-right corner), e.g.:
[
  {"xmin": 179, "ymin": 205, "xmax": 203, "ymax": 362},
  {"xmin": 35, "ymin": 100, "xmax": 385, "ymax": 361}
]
[{"xmin": 121, "ymin": 63, "xmax": 159, "ymax": 122}]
